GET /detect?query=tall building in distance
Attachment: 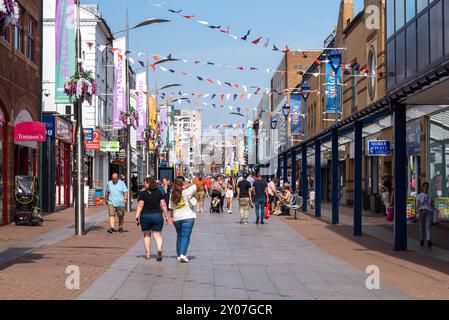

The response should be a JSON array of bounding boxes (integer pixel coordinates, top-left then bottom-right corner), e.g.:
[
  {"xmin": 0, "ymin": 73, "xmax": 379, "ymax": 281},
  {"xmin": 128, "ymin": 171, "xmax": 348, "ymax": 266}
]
[{"xmin": 173, "ymin": 109, "xmax": 202, "ymax": 176}]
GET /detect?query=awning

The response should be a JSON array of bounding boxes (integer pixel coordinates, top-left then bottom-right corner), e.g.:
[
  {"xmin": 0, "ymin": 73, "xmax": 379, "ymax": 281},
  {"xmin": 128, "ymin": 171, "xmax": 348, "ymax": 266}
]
[{"xmin": 13, "ymin": 122, "xmax": 46, "ymax": 142}]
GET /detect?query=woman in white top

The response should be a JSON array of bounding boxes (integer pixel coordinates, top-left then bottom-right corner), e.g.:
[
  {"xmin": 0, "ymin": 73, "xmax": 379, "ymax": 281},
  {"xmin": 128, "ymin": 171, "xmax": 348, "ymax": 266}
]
[
  {"xmin": 169, "ymin": 176, "xmax": 197, "ymax": 263},
  {"xmin": 225, "ymin": 183, "xmax": 234, "ymax": 214}
]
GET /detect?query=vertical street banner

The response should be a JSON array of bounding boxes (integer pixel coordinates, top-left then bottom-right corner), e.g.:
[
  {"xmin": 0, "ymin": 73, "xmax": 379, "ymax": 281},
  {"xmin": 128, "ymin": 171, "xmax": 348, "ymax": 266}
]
[
  {"xmin": 290, "ymin": 94, "xmax": 302, "ymax": 135},
  {"xmin": 325, "ymin": 63, "xmax": 341, "ymax": 113},
  {"xmin": 136, "ymin": 71, "xmax": 147, "ymax": 141},
  {"xmin": 247, "ymin": 120, "xmax": 254, "ymax": 163},
  {"xmin": 113, "ymin": 37, "xmax": 126, "ymax": 129},
  {"xmin": 148, "ymin": 95, "xmax": 157, "ymax": 150},
  {"xmin": 160, "ymin": 105, "xmax": 168, "ymax": 148},
  {"xmin": 55, "ymin": 0, "xmax": 76, "ymax": 104}
]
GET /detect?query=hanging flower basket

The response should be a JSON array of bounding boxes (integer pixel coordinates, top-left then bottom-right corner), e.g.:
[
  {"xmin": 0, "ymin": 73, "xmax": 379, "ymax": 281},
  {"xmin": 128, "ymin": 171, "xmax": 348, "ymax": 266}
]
[
  {"xmin": 0, "ymin": 0, "xmax": 20, "ymax": 33},
  {"xmin": 119, "ymin": 107, "xmax": 139, "ymax": 129},
  {"xmin": 64, "ymin": 68, "xmax": 97, "ymax": 103}
]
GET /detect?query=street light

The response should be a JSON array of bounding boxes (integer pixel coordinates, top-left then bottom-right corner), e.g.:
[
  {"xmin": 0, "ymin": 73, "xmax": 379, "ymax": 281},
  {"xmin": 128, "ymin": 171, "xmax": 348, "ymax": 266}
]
[
  {"xmin": 270, "ymin": 116, "xmax": 278, "ymax": 130},
  {"xmin": 282, "ymin": 103, "xmax": 291, "ymax": 119},
  {"xmin": 300, "ymin": 81, "xmax": 311, "ymax": 139},
  {"xmin": 113, "ymin": 11, "xmax": 170, "ymax": 213}
]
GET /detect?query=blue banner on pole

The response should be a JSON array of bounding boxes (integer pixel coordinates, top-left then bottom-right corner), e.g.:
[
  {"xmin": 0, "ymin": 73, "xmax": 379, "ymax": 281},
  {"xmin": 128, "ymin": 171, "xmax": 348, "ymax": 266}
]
[
  {"xmin": 290, "ymin": 94, "xmax": 302, "ymax": 135},
  {"xmin": 325, "ymin": 64, "xmax": 341, "ymax": 114}
]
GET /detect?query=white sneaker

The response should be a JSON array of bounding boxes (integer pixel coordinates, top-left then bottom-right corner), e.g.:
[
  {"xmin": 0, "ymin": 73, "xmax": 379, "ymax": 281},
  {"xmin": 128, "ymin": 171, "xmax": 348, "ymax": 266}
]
[
  {"xmin": 177, "ymin": 256, "xmax": 181, "ymax": 262},
  {"xmin": 179, "ymin": 254, "xmax": 189, "ymax": 263}
]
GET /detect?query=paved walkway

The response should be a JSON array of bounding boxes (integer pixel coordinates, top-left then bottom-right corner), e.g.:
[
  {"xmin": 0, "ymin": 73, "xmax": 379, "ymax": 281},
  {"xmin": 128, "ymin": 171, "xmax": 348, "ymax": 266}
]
[{"xmin": 79, "ymin": 199, "xmax": 407, "ymax": 300}]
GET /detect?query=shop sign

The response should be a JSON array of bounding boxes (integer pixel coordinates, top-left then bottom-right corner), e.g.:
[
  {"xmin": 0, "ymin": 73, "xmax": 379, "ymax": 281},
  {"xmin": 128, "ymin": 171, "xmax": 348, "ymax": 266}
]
[
  {"xmin": 42, "ymin": 115, "xmax": 55, "ymax": 138},
  {"xmin": 436, "ymin": 197, "xmax": 449, "ymax": 220},
  {"xmin": 55, "ymin": 117, "xmax": 73, "ymax": 144},
  {"xmin": 84, "ymin": 128, "xmax": 94, "ymax": 142},
  {"xmin": 100, "ymin": 141, "xmax": 120, "ymax": 152},
  {"xmin": 367, "ymin": 140, "xmax": 391, "ymax": 156},
  {"xmin": 406, "ymin": 120, "xmax": 421, "ymax": 156},
  {"xmin": 13, "ymin": 122, "xmax": 47, "ymax": 142},
  {"xmin": 85, "ymin": 130, "xmax": 100, "ymax": 150},
  {"xmin": 407, "ymin": 197, "xmax": 416, "ymax": 220}
]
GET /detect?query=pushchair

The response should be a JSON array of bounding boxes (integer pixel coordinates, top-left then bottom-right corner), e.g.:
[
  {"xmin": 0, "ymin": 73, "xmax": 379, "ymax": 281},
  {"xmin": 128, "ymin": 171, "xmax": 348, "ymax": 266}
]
[
  {"xmin": 14, "ymin": 176, "xmax": 44, "ymax": 226},
  {"xmin": 210, "ymin": 189, "xmax": 221, "ymax": 213}
]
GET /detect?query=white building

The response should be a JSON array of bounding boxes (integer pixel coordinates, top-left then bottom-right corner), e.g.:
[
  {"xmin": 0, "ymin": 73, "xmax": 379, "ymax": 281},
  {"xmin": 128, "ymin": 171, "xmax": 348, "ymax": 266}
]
[
  {"xmin": 42, "ymin": 2, "xmax": 114, "ymax": 200},
  {"xmin": 173, "ymin": 109, "xmax": 202, "ymax": 175}
]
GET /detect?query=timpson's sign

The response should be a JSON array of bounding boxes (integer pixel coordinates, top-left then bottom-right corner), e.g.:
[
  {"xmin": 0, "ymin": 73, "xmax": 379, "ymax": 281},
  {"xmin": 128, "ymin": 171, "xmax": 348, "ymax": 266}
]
[{"xmin": 13, "ymin": 122, "xmax": 47, "ymax": 142}]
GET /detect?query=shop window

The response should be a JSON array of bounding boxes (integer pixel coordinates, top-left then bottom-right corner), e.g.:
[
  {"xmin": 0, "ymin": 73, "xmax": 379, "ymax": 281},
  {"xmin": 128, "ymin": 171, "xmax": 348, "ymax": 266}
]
[
  {"xmin": 406, "ymin": 22, "xmax": 417, "ymax": 76},
  {"xmin": 387, "ymin": 0, "xmax": 396, "ymax": 38},
  {"xmin": 417, "ymin": 12, "xmax": 429, "ymax": 71},
  {"xmin": 429, "ymin": 0, "xmax": 443, "ymax": 63}
]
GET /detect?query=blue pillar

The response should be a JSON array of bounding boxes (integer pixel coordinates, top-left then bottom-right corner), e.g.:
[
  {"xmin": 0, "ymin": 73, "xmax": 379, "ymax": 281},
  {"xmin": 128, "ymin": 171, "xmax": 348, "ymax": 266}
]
[
  {"xmin": 302, "ymin": 145, "xmax": 308, "ymax": 212},
  {"xmin": 291, "ymin": 150, "xmax": 297, "ymax": 193},
  {"xmin": 332, "ymin": 129, "xmax": 339, "ymax": 224},
  {"xmin": 283, "ymin": 153, "xmax": 288, "ymax": 187},
  {"xmin": 394, "ymin": 103, "xmax": 407, "ymax": 251},
  {"xmin": 315, "ymin": 140, "xmax": 321, "ymax": 218},
  {"xmin": 354, "ymin": 121, "xmax": 363, "ymax": 236}
]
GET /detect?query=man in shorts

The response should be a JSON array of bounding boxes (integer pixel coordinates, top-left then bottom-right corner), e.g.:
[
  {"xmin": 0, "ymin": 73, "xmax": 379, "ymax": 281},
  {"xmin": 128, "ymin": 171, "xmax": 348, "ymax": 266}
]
[{"xmin": 104, "ymin": 173, "xmax": 128, "ymax": 234}]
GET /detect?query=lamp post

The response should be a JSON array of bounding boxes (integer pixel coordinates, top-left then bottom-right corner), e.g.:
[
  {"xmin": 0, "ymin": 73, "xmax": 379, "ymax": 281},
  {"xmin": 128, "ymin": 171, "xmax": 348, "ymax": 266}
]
[
  {"xmin": 112, "ymin": 11, "xmax": 169, "ymax": 213},
  {"xmin": 300, "ymin": 81, "xmax": 311, "ymax": 140},
  {"xmin": 282, "ymin": 103, "xmax": 291, "ymax": 120},
  {"xmin": 328, "ymin": 49, "xmax": 342, "ymax": 124},
  {"xmin": 74, "ymin": 0, "xmax": 84, "ymax": 235}
]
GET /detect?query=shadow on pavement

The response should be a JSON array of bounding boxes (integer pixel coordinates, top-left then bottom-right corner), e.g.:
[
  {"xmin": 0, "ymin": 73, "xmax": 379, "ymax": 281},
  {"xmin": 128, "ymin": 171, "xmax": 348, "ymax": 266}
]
[{"xmin": 0, "ymin": 248, "xmax": 46, "ymax": 271}]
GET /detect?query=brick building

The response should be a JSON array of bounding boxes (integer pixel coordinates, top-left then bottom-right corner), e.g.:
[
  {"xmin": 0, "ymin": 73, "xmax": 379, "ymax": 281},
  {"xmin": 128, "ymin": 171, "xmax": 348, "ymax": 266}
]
[{"xmin": 0, "ymin": 0, "xmax": 43, "ymax": 224}]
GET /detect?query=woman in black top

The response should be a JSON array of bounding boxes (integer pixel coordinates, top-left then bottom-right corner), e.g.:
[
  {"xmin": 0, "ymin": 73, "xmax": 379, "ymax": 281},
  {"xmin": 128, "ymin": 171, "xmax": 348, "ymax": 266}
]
[{"xmin": 135, "ymin": 177, "xmax": 169, "ymax": 261}]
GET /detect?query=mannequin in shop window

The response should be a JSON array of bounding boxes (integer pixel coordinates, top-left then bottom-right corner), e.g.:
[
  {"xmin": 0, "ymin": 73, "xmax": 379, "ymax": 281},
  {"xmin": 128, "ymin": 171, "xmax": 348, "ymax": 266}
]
[{"xmin": 381, "ymin": 179, "xmax": 392, "ymax": 216}]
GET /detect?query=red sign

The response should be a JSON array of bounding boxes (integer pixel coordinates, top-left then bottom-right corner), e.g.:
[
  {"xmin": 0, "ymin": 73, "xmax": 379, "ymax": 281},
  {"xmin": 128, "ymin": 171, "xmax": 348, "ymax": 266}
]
[
  {"xmin": 13, "ymin": 122, "xmax": 46, "ymax": 142},
  {"xmin": 85, "ymin": 130, "xmax": 101, "ymax": 150}
]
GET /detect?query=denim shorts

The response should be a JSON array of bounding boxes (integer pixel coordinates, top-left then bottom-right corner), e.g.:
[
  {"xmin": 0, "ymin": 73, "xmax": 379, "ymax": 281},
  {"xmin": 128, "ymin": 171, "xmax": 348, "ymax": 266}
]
[{"xmin": 140, "ymin": 212, "xmax": 164, "ymax": 232}]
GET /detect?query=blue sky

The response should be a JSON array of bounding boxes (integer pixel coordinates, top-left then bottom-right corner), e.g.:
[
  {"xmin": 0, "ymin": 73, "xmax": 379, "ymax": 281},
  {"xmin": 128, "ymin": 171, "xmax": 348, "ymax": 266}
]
[{"xmin": 82, "ymin": 0, "xmax": 364, "ymax": 126}]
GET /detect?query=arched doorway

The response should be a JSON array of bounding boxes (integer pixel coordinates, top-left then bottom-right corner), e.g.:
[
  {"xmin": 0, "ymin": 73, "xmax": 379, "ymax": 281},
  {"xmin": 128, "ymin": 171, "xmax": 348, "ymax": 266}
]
[
  {"xmin": 0, "ymin": 101, "xmax": 9, "ymax": 225},
  {"xmin": 13, "ymin": 109, "xmax": 38, "ymax": 178}
]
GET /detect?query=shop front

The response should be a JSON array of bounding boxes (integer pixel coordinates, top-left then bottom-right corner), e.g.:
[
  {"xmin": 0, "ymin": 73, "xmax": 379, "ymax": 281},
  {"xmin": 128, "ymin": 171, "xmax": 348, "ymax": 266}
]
[{"xmin": 42, "ymin": 114, "xmax": 73, "ymax": 213}]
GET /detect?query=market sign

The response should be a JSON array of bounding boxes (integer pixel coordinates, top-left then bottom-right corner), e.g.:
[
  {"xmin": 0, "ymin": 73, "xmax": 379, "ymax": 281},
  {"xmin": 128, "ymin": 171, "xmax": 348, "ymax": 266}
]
[
  {"xmin": 367, "ymin": 140, "xmax": 391, "ymax": 156},
  {"xmin": 100, "ymin": 141, "xmax": 120, "ymax": 152},
  {"xmin": 85, "ymin": 130, "xmax": 101, "ymax": 150},
  {"xmin": 13, "ymin": 122, "xmax": 46, "ymax": 142}
]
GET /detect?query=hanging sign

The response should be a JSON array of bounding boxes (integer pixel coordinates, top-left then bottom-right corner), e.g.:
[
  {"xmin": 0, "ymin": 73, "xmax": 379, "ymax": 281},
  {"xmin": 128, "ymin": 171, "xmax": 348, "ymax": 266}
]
[
  {"xmin": 113, "ymin": 37, "xmax": 126, "ymax": 129},
  {"xmin": 13, "ymin": 122, "xmax": 47, "ymax": 142},
  {"xmin": 55, "ymin": 117, "xmax": 73, "ymax": 144},
  {"xmin": 406, "ymin": 120, "xmax": 421, "ymax": 156},
  {"xmin": 85, "ymin": 130, "xmax": 101, "ymax": 150},
  {"xmin": 325, "ymin": 64, "xmax": 341, "ymax": 114},
  {"xmin": 55, "ymin": 0, "xmax": 76, "ymax": 104},
  {"xmin": 136, "ymin": 71, "xmax": 147, "ymax": 141},
  {"xmin": 368, "ymin": 140, "xmax": 391, "ymax": 156},
  {"xmin": 100, "ymin": 141, "xmax": 120, "ymax": 152},
  {"xmin": 290, "ymin": 93, "xmax": 302, "ymax": 135},
  {"xmin": 436, "ymin": 197, "xmax": 449, "ymax": 220}
]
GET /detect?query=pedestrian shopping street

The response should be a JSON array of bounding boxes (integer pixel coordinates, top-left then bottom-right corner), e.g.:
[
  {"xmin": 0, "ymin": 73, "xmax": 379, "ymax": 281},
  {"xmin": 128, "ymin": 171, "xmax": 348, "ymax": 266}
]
[{"xmin": 3, "ymin": 197, "xmax": 449, "ymax": 300}]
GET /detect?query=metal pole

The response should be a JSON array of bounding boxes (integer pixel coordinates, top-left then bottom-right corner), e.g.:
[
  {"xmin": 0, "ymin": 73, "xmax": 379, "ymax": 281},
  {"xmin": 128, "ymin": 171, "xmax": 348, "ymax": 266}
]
[
  {"xmin": 74, "ymin": 0, "xmax": 85, "ymax": 235},
  {"xmin": 314, "ymin": 139, "xmax": 321, "ymax": 218},
  {"xmin": 125, "ymin": 7, "xmax": 132, "ymax": 213},
  {"xmin": 332, "ymin": 129, "xmax": 339, "ymax": 225},
  {"xmin": 354, "ymin": 121, "xmax": 363, "ymax": 236},
  {"xmin": 302, "ymin": 145, "xmax": 308, "ymax": 212},
  {"xmin": 145, "ymin": 49, "xmax": 150, "ymax": 177}
]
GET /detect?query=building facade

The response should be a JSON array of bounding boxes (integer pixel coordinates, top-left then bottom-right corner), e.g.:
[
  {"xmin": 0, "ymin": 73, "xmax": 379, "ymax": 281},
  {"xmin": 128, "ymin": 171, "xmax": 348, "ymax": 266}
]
[{"xmin": 0, "ymin": 0, "xmax": 42, "ymax": 224}]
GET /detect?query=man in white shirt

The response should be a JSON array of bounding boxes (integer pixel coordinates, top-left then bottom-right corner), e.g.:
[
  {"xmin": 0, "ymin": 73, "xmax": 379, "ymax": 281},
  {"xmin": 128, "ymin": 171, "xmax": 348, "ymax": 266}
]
[{"xmin": 267, "ymin": 177, "xmax": 278, "ymax": 213}]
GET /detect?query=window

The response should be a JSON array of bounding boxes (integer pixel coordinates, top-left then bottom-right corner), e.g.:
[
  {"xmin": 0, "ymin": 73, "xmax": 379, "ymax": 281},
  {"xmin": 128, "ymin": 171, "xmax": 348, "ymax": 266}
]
[
  {"xmin": 406, "ymin": 0, "xmax": 416, "ymax": 21},
  {"xmin": 417, "ymin": 0, "xmax": 428, "ymax": 12},
  {"xmin": 14, "ymin": 17, "xmax": 25, "ymax": 53},
  {"xmin": 1, "ymin": 25, "xmax": 11, "ymax": 43},
  {"xmin": 417, "ymin": 12, "xmax": 429, "ymax": 71},
  {"xmin": 27, "ymin": 17, "xmax": 36, "ymax": 62},
  {"xmin": 396, "ymin": 31, "xmax": 406, "ymax": 83},
  {"xmin": 396, "ymin": 0, "xmax": 405, "ymax": 31},
  {"xmin": 406, "ymin": 22, "xmax": 417, "ymax": 76},
  {"xmin": 429, "ymin": 0, "xmax": 443, "ymax": 63},
  {"xmin": 446, "ymin": 0, "xmax": 449, "ymax": 55},
  {"xmin": 387, "ymin": 40, "xmax": 396, "ymax": 89},
  {"xmin": 368, "ymin": 48, "xmax": 376, "ymax": 100},
  {"xmin": 387, "ymin": 0, "xmax": 396, "ymax": 38}
]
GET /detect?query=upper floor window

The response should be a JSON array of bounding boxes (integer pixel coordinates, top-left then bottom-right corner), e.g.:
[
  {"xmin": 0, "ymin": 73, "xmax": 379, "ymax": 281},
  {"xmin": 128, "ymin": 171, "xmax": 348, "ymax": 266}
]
[
  {"xmin": 14, "ymin": 13, "xmax": 24, "ymax": 54},
  {"xmin": 27, "ymin": 17, "xmax": 36, "ymax": 62}
]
